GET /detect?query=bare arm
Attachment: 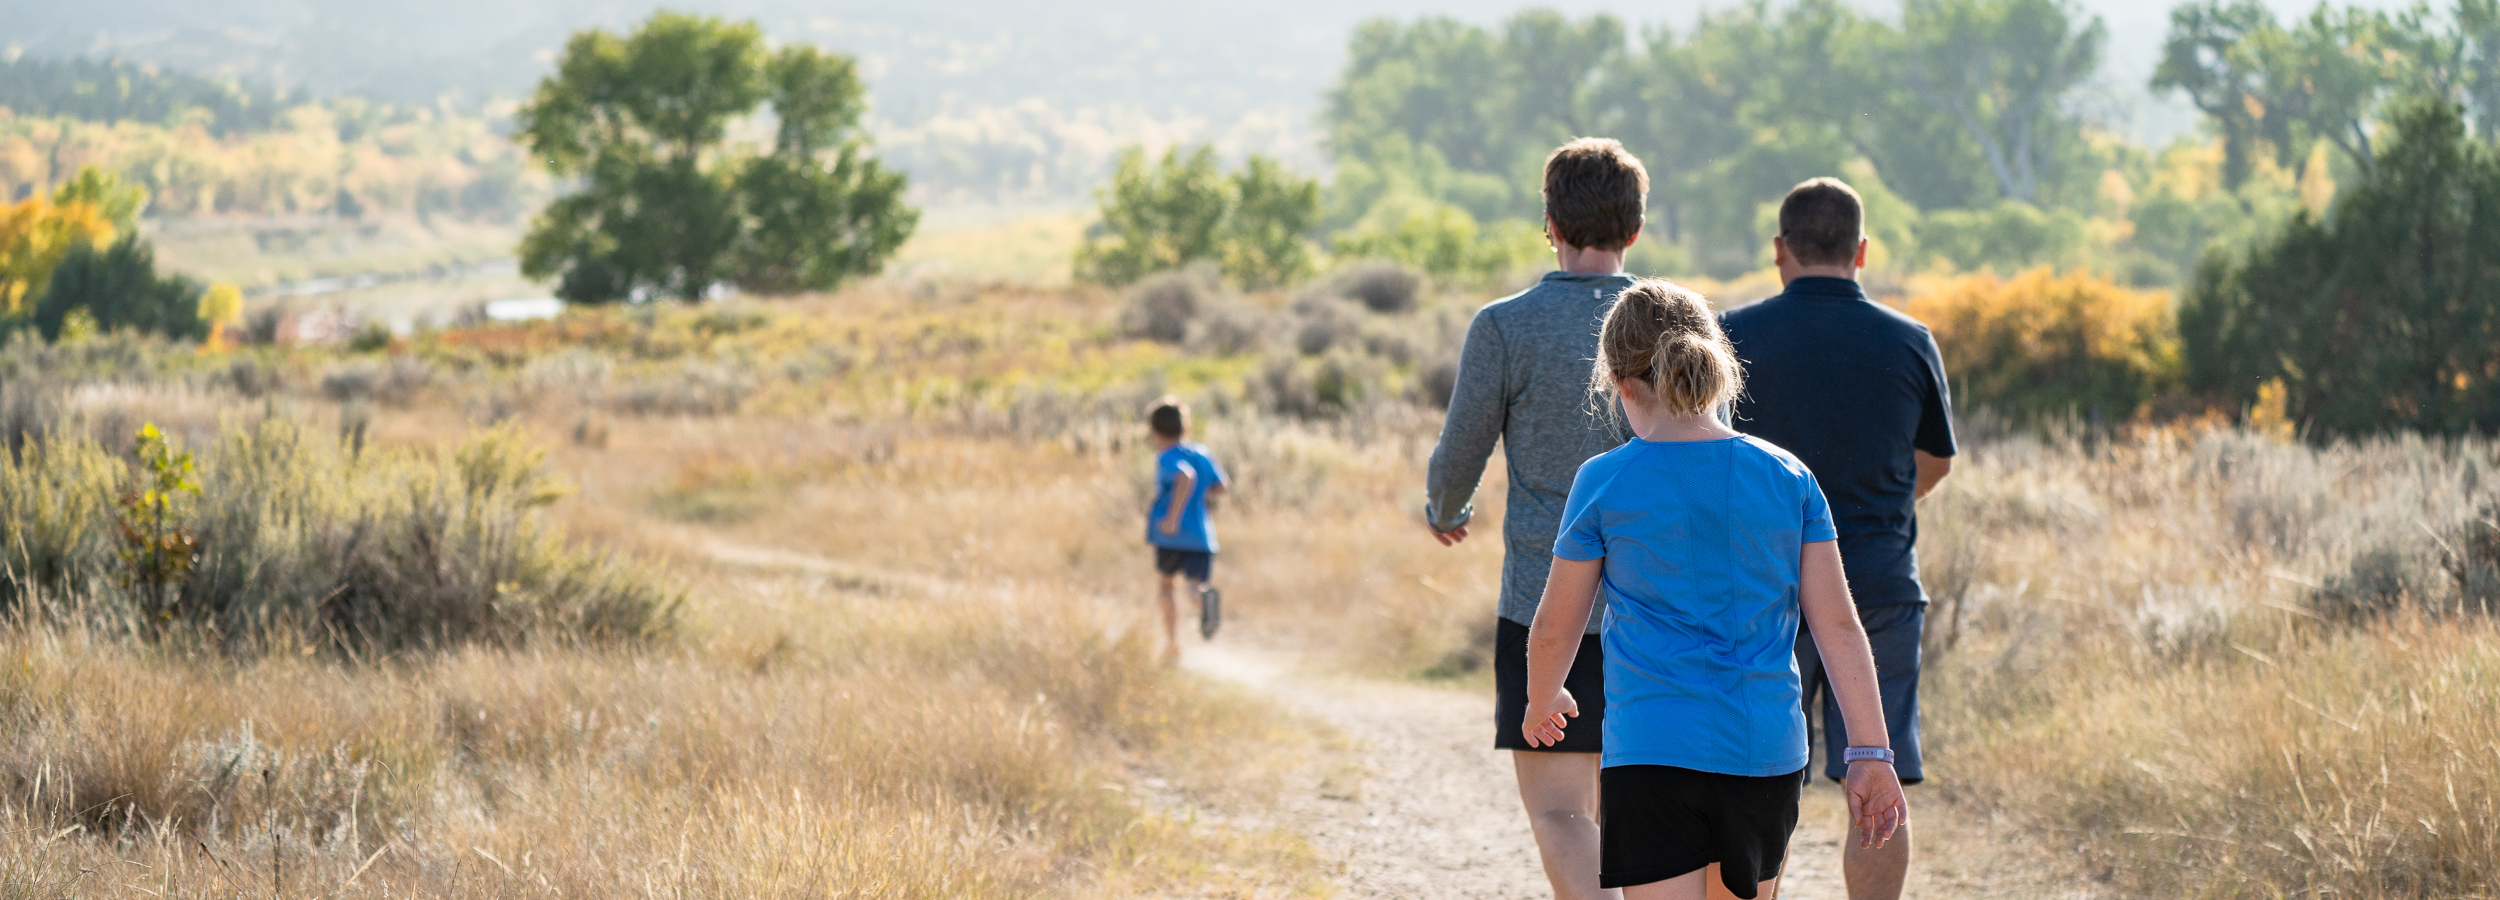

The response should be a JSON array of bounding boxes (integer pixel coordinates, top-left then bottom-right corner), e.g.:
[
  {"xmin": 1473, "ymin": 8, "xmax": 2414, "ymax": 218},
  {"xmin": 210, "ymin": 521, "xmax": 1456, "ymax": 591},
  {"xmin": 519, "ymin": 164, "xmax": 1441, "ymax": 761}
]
[
  {"xmin": 1205, "ymin": 482, "xmax": 1227, "ymax": 511},
  {"xmin": 1800, "ymin": 540, "xmax": 1907, "ymax": 847},
  {"xmin": 1522, "ymin": 556, "xmax": 1603, "ymax": 746},
  {"xmin": 1159, "ymin": 470, "xmax": 1194, "ymax": 535},
  {"xmin": 1913, "ymin": 450, "xmax": 1951, "ymax": 501}
]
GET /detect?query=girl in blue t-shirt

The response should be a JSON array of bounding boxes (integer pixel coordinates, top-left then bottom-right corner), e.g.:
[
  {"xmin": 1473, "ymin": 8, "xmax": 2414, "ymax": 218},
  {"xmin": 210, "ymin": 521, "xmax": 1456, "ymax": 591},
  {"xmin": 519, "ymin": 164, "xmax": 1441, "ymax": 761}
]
[{"xmin": 1520, "ymin": 279, "xmax": 1906, "ymax": 900}]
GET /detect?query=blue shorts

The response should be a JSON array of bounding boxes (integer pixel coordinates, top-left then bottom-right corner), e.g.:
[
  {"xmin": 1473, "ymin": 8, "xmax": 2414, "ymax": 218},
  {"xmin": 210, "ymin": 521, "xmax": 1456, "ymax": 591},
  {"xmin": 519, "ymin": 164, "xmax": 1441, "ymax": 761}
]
[
  {"xmin": 1796, "ymin": 604, "xmax": 1925, "ymax": 784},
  {"xmin": 1153, "ymin": 547, "xmax": 1213, "ymax": 582}
]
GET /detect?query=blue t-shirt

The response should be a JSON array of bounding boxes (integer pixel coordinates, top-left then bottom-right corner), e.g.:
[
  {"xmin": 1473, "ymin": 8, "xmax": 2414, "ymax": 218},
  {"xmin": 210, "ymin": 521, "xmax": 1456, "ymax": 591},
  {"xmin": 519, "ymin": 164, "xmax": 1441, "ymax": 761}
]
[
  {"xmin": 1719, "ymin": 277, "xmax": 1956, "ymax": 608},
  {"xmin": 1555, "ymin": 435, "xmax": 1837, "ymax": 776},
  {"xmin": 1147, "ymin": 442, "xmax": 1227, "ymax": 552}
]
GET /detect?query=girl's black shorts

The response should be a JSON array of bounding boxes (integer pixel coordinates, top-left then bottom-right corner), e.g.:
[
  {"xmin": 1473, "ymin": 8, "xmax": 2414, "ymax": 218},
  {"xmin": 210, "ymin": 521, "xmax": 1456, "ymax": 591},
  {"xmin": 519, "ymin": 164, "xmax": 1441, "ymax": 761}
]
[
  {"xmin": 1599, "ymin": 764, "xmax": 1804, "ymax": 897},
  {"xmin": 1493, "ymin": 617, "xmax": 1604, "ymax": 752}
]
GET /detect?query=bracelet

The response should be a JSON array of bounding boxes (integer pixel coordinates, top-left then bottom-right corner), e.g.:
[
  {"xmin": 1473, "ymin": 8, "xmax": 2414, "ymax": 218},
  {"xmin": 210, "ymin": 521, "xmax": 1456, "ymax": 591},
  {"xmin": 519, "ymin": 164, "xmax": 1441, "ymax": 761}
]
[{"xmin": 1842, "ymin": 747, "xmax": 1895, "ymax": 765}]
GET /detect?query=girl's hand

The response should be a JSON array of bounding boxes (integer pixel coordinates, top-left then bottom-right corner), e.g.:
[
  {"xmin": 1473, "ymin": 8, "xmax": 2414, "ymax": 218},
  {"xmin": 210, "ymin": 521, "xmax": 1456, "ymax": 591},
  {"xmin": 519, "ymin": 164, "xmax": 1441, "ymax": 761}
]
[
  {"xmin": 1843, "ymin": 760, "xmax": 1908, "ymax": 849},
  {"xmin": 1520, "ymin": 687, "xmax": 1578, "ymax": 747}
]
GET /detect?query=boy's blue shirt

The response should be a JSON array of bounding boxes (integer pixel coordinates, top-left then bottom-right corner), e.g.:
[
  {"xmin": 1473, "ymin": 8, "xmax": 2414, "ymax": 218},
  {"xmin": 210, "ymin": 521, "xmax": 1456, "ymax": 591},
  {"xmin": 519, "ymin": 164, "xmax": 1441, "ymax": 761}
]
[
  {"xmin": 1555, "ymin": 435, "xmax": 1837, "ymax": 777},
  {"xmin": 1147, "ymin": 441, "xmax": 1227, "ymax": 552}
]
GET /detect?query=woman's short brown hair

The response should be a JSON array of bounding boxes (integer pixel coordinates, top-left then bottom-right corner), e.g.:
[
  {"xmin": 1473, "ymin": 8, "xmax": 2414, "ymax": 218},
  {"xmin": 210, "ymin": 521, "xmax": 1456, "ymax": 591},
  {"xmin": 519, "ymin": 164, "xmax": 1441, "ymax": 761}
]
[{"xmin": 1542, "ymin": 138, "xmax": 1649, "ymax": 252}]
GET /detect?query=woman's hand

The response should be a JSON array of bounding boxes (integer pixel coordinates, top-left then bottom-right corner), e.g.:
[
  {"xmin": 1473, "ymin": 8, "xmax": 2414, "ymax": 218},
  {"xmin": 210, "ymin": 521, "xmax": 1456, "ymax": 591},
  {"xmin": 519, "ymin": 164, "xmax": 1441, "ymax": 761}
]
[
  {"xmin": 1843, "ymin": 759, "xmax": 1908, "ymax": 849},
  {"xmin": 1521, "ymin": 687, "xmax": 1579, "ymax": 747}
]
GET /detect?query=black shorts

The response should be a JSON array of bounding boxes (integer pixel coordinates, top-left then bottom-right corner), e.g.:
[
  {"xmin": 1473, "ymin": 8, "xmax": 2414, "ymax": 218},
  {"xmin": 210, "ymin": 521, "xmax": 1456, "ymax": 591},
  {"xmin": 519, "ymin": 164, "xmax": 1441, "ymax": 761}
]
[
  {"xmin": 1600, "ymin": 764, "xmax": 1803, "ymax": 896},
  {"xmin": 1493, "ymin": 617, "xmax": 1604, "ymax": 752},
  {"xmin": 1153, "ymin": 547, "xmax": 1213, "ymax": 582},
  {"xmin": 1797, "ymin": 603, "xmax": 1925, "ymax": 783}
]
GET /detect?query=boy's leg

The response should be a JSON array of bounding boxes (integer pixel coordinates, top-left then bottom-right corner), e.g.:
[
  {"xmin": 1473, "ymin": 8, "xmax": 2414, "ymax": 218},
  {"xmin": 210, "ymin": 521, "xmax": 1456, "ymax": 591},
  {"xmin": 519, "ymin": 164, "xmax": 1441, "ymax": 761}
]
[
  {"xmin": 1155, "ymin": 572, "xmax": 1180, "ymax": 655},
  {"xmin": 1513, "ymin": 751, "xmax": 1616, "ymax": 900}
]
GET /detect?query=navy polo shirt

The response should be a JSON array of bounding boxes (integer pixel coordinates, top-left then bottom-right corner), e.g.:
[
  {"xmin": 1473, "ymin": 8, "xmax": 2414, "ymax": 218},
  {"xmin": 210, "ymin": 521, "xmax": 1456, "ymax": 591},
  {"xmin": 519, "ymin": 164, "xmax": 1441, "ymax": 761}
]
[{"xmin": 1719, "ymin": 276, "xmax": 1956, "ymax": 608}]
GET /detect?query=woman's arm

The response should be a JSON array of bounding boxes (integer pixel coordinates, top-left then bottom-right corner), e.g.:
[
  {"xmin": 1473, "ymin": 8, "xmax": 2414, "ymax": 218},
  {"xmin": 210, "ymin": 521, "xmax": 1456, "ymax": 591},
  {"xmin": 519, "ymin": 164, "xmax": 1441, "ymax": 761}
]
[
  {"xmin": 1523, "ymin": 556, "xmax": 1603, "ymax": 746},
  {"xmin": 1800, "ymin": 540, "xmax": 1908, "ymax": 848}
]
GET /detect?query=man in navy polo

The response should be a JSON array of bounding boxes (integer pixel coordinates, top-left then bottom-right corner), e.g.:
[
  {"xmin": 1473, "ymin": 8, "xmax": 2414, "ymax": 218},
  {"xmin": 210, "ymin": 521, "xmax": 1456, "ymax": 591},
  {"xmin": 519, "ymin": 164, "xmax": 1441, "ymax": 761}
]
[{"xmin": 1718, "ymin": 177, "xmax": 1954, "ymax": 900}]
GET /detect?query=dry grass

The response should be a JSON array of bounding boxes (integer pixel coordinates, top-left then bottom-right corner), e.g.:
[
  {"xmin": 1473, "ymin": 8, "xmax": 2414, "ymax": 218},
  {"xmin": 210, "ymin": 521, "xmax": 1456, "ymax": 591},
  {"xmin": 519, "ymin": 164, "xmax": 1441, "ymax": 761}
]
[
  {"xmin": 1918, "ymin": 427, "xmax": 2500, "ymax": 897},
  {"xmin": 9, "ymin": 277, "xmax": 2500, "ymax": 898},
  {"xmin": 0, "ymin": 564, "xmax": 1321, "ymax": 898}
]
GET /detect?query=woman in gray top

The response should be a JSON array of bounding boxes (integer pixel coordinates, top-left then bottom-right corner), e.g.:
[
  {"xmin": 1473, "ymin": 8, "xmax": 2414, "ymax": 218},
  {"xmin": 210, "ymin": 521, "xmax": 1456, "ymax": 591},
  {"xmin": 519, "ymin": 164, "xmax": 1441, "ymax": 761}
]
[{"xmin": 1425, "ymin": 137, "xmax": 1646, "ymax": 900}]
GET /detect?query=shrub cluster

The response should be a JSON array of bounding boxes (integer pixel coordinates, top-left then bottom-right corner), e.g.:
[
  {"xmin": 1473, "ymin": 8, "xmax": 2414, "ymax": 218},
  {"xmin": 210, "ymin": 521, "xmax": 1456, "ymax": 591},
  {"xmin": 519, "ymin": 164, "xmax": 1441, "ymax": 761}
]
[
  {"xmin": 1115, "ymin": 262, "xmax": 1457, "ymax": 418},
  {"xmin": 0, "ymin": 419, "xmax": 677, "ymax": 654},
  {"xmin": 1900, "ymin": 268, "xmax": 2180, "ymax": 425}
]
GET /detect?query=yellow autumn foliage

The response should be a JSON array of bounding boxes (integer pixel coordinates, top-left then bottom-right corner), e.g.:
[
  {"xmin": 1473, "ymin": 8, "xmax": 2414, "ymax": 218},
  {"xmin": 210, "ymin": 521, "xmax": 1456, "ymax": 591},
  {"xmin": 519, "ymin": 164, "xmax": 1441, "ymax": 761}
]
[{"xmin": 1899, "ymin": 267, "xmax": 2181, "ymax": 422}]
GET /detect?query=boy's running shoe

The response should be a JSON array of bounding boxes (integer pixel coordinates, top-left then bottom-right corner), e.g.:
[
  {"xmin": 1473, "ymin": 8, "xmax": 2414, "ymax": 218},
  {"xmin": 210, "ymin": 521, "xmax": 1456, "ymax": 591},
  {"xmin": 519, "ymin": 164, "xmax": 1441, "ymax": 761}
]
[{"xmin": 1198, "ymin": 585, "xmax": 1222, "ymax": 640}]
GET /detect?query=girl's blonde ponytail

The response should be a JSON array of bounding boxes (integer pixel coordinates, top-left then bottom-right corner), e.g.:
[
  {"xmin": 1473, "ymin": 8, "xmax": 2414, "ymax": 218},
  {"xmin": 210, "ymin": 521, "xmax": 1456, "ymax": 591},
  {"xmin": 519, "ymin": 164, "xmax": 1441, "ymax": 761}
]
[{"xmin": 1592, "ymin": 279, "xmax": 1740, "ymax": 418}]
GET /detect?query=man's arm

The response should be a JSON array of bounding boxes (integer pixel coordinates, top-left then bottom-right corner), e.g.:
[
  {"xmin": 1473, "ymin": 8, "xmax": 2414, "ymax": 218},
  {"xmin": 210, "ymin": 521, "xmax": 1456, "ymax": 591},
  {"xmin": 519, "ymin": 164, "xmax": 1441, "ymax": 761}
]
[
  {"xmin": 1913, "ymin": 450, "xmax": 1951, "ymax": 501},
  {"xmin": 1425, "ymin": 311, "xmax": 1508, "ymax": 544}
]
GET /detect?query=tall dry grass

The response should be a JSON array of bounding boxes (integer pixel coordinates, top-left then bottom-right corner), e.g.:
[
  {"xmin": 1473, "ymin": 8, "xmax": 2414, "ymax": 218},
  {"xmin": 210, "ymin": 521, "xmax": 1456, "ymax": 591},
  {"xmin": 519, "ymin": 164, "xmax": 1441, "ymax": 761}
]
[
  {"xmin": 1916, "ymin": 426, "xmax": 2500, "ymax": 897},
  {"xmin": 0, "ymin": 567, "xmax": 1318, "ymax": 898}
]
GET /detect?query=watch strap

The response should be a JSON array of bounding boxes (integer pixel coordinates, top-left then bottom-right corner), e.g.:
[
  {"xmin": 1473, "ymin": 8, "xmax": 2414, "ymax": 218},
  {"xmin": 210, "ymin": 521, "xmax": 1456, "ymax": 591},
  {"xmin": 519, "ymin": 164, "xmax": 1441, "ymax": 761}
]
[{"xmin": 1843, "ymin": 747, "xmax": 1896, "ymax": 765}]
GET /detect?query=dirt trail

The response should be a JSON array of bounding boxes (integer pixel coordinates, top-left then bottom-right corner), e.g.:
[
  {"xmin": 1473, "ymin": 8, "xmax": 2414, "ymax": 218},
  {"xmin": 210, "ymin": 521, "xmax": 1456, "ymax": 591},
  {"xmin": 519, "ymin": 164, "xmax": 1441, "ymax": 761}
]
[{"xmin": 1182, "ymin": 643, "xmax": 1856, "ymax": 899}]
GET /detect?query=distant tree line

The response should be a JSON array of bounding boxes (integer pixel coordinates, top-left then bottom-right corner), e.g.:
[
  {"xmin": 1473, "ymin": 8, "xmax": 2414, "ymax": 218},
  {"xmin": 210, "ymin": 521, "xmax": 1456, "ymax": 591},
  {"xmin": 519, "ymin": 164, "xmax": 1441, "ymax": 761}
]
[
  {"xmin": 0, "ymin": 56, "xmax": 291, "ymax": 137},
  {"xmin": 1319, "ymin": 0, "xmax": 2500, "ymax": 283}
]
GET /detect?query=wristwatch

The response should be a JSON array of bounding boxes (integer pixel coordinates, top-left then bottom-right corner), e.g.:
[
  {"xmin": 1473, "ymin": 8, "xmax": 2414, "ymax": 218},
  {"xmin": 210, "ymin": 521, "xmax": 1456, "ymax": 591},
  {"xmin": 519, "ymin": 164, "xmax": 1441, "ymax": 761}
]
[{"xmin": 1843, "ymin": 747, "xmax": 1896, "ymax": 765}]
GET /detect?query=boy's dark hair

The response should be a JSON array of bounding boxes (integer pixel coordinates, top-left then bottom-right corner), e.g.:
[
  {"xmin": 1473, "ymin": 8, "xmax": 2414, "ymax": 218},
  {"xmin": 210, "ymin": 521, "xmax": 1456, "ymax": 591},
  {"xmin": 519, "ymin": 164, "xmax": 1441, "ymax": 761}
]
[
  {"xmin": 1148, "ymin": 397, "xmax": 1188, "ymax": 439},
  {"xmin": 1777, "ymin": 177, "xmax": 1865, "ymax": 267},
  {"xmin": 1541, "ymin": 138, "xmax": 1649, "ymax": 252}
]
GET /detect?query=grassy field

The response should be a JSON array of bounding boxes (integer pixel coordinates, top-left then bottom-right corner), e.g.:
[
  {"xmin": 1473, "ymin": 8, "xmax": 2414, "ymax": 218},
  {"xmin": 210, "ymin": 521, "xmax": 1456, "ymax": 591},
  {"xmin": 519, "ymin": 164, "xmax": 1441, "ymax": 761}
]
[{"xmin": 4, "ymin": 266, "xmax": 2497, "ymax": 897}]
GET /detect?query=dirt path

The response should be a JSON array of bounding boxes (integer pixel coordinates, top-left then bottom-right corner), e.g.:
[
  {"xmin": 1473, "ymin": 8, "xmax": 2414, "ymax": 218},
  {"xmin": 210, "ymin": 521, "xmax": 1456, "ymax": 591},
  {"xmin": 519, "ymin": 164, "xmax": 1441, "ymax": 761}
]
[{"xmin": 1182, "ymin": 643, "xmax": 1857, "ymax": 899}]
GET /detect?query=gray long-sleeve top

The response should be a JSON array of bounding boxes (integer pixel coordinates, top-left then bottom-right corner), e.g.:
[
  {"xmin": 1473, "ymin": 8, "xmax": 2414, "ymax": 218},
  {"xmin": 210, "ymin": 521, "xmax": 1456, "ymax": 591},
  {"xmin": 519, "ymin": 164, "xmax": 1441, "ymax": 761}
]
[{"xmin": 1425, "ymin": 271, "xmax": 1635, "ymax": 630}]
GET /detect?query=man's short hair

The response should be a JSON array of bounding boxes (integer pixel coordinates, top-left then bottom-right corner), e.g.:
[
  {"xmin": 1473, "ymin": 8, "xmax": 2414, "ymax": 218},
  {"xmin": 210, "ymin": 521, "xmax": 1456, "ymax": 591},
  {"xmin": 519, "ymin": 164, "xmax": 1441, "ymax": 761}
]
[
  {"xmin": 1777, "ymin": 177, "xmax": 1865, "ymax": 267},
  {"xmin": 1148, "ymin": 397, "xmax": 1188, "ymax": 439},
  {"xmin": 1542, "ymin": 138, "xmax": 1649, "ymax": 252}
]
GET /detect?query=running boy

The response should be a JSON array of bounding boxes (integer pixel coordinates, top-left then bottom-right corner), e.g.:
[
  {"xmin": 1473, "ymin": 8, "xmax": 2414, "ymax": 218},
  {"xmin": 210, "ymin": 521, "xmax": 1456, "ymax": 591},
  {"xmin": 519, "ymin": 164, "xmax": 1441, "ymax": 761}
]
[
  {"xmin": 1146, "ymin": 397, "xmax": 1228, "ymax": 659},
  {"xmin": 1522, "ymin": 280, "xmax": 1906, "ymax": 900}
]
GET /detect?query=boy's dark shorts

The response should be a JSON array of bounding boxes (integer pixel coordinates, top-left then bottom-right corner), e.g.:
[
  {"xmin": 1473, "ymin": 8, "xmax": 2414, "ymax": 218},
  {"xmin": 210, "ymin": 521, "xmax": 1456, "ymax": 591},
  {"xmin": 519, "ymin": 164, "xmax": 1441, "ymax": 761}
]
[
  {"xmin": 1599, "ymin": 764, "xmax": 1803, "ymax": 896},
  {"xmin": 1494, "ymin": 617, "xmax": 1605, "ymax": 752},
  {"xmin": 1796, "ymin": 602, "xmax": 1925, "ymax": 784},
  {"xmin": 1153, "ymin": 547, "xmax": 1214, "ymax": 582}
]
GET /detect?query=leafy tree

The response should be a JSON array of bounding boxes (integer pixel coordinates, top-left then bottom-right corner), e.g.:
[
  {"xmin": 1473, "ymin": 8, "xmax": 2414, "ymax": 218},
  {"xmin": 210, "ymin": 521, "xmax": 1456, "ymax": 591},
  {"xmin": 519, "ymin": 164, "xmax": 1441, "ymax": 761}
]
[
  {"xmin": 31, "ymin": 234, "xmax": 210, "ymax": 343},
  {"xmin": 1075, "ymin": 145, "xmax": 1321, "ymax": 287},
  {"xmin": 1883, "ymin": 0, "xmax": 2106, "ymax": 204},
  {"xmin": 0, "ymin": 167, "xmax": 141, "ymax": 319},
  {"xmin": 2181, "ymin": 99, "xmax": 2500, "ymax": 437},
  {"xmin": 517, "ymin": 12, "xmax": 915, "ymax": 303},
  {"xmin": 2154, "ymin": 0, "xmax": 2280, "ymax": 189},
  {"xmin": 727, "ymin": 46, "xmax": 916, "ymax": 295},
  {"xmin": 1224, "ymin": 156, "xmax": 1324, "ymax": 288}
]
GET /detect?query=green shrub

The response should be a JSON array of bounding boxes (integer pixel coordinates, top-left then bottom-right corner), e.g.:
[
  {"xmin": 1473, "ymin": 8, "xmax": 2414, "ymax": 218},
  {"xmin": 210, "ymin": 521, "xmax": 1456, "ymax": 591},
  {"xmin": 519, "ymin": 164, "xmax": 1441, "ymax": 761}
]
[
  {"xmin": 1076, "ymin": 145, "xmax": 1322, "ymax": 288},
  {"xmin": 0, "ymin": 419, "xmax": 678, "ymax": 654},
  {"xmin": 30, "ymin": 234, "xmax": 209, "ymax": 343}
]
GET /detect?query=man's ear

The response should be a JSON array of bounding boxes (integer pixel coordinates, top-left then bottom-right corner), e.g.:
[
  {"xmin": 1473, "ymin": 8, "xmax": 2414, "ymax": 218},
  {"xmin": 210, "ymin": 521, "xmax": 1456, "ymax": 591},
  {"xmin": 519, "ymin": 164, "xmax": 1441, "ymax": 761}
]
[
  {"xmin": 1853, "ymin": 238, "xmax": 1870, "ymax": 269},
  {"xmin": 1772, "ymin": 236, "xmax": 1792, "ymax": 268}
]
